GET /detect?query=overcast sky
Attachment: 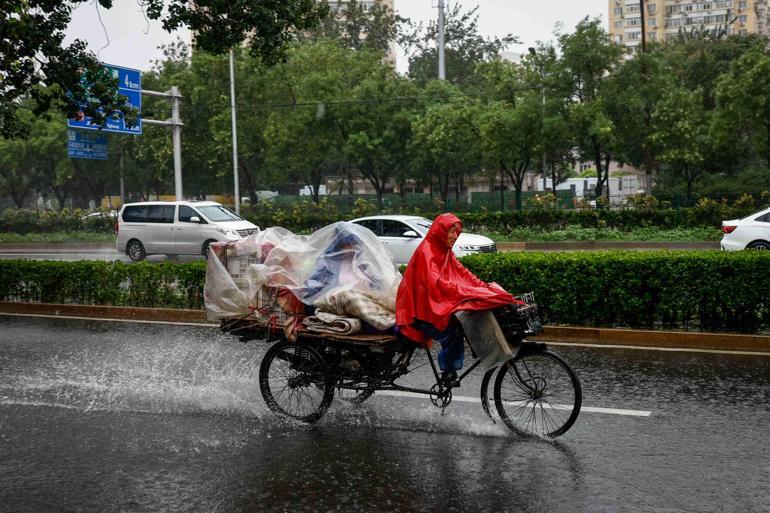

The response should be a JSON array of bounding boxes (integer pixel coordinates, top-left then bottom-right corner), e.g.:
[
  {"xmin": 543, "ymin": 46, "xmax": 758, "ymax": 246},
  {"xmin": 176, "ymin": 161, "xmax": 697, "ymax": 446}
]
[{"xmin": 65, "ymin": 0, "xmax": 607, "ymax": 73}]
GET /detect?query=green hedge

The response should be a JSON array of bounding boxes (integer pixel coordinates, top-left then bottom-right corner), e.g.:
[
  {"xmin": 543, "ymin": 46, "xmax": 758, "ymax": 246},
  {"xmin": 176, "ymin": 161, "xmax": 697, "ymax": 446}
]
[
  {"xmin": 0, "ymin": 200, "xmax": 763, "ymax": 235},
  {"xmin": 0, "ymin": 209, "xmax": 116, "ymax": 234},
  {"xmin": 240, "ymin": 201, "xmax": 760, "ymax": 233},
  {"xmin": 0, "ymin": 252, "xmax": 767, "ymax": 333},
  {"xmin": 0, "ymin": 261, "xmax": 205, "ymax": 309},
  {"xmin": 462, "ymin": 251, "xmax": 770, "ymax": 333}
]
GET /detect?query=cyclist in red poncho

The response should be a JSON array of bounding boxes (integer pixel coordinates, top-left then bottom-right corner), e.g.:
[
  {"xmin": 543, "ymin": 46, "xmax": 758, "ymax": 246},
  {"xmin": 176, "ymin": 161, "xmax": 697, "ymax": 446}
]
[{"xmin": 396, "ymin": 213, "xmax": 518, "ymax": 385}]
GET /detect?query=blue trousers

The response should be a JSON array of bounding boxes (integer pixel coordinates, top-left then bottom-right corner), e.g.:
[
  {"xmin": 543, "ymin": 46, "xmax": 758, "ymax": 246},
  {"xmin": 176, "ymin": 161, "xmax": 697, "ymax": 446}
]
[{"xmin": 413, "ymin": 319, "xmax": 465, "ymax": 372}]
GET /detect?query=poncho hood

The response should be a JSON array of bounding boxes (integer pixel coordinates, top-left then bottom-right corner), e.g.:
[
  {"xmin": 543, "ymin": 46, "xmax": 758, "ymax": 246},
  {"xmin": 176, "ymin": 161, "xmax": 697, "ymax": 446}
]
[{"xmin": 395, "ymin": 213, "xmax": 516, "ymax": 345}]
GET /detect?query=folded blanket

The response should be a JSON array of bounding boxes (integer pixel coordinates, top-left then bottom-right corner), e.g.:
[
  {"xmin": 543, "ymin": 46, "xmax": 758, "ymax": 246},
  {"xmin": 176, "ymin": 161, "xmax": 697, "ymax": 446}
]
[
  {"xmin": 303, "ymin": 311, "xmax": 362, "ymax": 335},
  {"xmin": 313, "ymin": 288, "xmax": 395, "ymax": 330}
]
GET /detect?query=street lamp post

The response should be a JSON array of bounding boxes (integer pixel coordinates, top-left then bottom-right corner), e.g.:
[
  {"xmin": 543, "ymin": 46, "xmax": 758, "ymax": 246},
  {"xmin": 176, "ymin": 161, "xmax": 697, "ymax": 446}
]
[{"xmin": 528, "ymin": 47, "xmax": 547, "ymax": 194}]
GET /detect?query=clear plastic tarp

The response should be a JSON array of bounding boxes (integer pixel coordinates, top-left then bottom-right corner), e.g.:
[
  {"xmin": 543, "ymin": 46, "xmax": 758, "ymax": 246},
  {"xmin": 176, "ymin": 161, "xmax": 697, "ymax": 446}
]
[{"xmin": 204, "ymin": 222, "xmax": 401, "ymax": 331}]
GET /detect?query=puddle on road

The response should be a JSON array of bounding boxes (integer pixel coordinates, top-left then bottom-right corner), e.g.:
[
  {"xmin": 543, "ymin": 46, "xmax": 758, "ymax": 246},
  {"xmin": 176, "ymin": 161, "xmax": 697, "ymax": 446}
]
[{"xmin": 0, "ymin": 330, "xmax": 517, "ymax": 439}]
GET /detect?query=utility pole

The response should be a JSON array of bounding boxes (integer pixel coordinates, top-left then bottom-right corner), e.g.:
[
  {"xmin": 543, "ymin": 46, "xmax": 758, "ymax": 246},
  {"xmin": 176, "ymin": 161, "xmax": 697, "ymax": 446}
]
[
  {"xmin": 229, "ymin": 49, "xmax": 241, "ymax": 215},
  {"xmin": 639, "ymin": 0, "xmax": 647, "ymax": 52},
  {"xmin": 437, "ymin": 0, "xmax": 446, "ymax": 80}
]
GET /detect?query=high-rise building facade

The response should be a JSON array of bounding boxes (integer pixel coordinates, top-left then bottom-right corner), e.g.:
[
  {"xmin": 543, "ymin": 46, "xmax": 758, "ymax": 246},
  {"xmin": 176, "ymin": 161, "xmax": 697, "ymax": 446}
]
[
  {"xmin": 325, "ymin": 0, "xmax": 394, "ymax": 14},
  {"xmin": 608, "ymin": 0, "xmax": 769, "ymax": 51}
]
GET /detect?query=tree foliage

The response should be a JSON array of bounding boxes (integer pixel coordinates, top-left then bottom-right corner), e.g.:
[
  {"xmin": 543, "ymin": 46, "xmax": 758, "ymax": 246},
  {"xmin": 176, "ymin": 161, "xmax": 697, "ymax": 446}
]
[{"xmin": 0, "ymin": 0, "xmax": 327, "ymax": 137}]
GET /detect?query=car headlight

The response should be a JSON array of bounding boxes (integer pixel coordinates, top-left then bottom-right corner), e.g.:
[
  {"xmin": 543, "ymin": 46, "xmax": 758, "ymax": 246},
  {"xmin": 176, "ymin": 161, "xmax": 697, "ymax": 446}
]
[{"xmin": 458, "ymin": 245, "xmax": 481, "ymax": 251}]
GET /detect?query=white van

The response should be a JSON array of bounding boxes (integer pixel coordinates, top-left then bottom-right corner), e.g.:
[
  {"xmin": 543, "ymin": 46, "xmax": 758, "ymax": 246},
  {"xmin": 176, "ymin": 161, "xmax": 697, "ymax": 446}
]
[{"xmin": 116, "ymin": 201, "xmax": 259, "ymax": 261}]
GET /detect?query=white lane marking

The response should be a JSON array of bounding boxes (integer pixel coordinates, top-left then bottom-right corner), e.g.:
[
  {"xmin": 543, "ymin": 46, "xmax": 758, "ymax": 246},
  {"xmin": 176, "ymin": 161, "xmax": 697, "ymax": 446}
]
[
  {"xmin": 1, "ymin": 313, "xmax": 767, "ymax": 357},
  {"xmin": 374, "ymin": 390, "xmax": 651, "ymax": 417}
]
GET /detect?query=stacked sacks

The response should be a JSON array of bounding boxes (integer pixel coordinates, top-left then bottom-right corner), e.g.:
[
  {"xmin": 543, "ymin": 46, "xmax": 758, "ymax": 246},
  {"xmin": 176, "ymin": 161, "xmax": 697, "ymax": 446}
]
[{"xmin": 204, "ymin": 222, "xmax": 401, "ymax": 336}]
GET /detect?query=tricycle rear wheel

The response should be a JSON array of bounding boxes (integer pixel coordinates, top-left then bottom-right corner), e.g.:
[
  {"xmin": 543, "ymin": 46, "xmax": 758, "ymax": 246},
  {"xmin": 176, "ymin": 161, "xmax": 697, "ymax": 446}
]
[{"xmin": 259, "ymin": 341, "xmax": 334, "ymax": 423}]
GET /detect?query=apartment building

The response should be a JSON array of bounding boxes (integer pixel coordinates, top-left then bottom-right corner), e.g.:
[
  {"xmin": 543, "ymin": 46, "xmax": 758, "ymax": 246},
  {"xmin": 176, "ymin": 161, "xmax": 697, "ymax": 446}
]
[
  {"xmin": 325, "ymin": 0, "xmax": 394, "ymax": 12},
  {"xmin": 608, "ymin": 0, "xmax": 769, "ymax": 51}
]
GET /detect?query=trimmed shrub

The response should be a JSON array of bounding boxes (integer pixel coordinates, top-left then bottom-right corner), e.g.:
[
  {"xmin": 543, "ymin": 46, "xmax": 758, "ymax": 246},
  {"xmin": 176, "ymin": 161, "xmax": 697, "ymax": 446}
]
[
  {"xmin": 0, "ymin": 252, "xmax": 767, "ymax": 333},
  {"xmin": 0, "ymin": 260, "xmax": 205, "ymax": 309},
  {"xmin": 462, "ymin": 251, "xmax": 770, "ymax": 333}
]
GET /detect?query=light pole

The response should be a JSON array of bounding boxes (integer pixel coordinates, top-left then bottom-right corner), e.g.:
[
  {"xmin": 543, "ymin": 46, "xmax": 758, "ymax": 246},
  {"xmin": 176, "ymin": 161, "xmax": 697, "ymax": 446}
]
[
  {"xmin": 528, "ymin": 47, "xmax": 547, "ymax": 194},
  {"xmin": 229, "ymin": 49, "xmax": 240, "ymax": 215}
]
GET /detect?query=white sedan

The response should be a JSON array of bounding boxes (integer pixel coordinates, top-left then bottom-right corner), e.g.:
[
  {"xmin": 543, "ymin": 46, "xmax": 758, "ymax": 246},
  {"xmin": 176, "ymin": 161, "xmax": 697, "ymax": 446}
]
[
  {"xmin": 351, "ymin": 215, "xmax": 497, "ymax": 265},
  {"xmin": 721, "ymin": 207, "xmax": 770, "ymax": 250}
]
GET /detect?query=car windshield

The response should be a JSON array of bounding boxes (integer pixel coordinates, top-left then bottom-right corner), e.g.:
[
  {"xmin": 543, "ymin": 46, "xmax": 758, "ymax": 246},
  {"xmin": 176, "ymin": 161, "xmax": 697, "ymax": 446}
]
[
  {"xmin": 408, "ymin": 218, "xmax": 433, "ymax": 235},
  {"xmin": 197, "ymin": 205, "xmax": 242, "ymax": 222}
]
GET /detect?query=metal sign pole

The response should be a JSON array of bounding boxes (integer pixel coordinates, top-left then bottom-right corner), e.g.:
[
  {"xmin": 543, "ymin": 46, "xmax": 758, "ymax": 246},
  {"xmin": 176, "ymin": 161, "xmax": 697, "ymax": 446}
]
[
  {"xmin": 143, "ymin": 87, "xmax": 184, "ymax": 201},
  {"xmin": 170, "ymin": 86, "xmax": 183, "ymax": 201}
]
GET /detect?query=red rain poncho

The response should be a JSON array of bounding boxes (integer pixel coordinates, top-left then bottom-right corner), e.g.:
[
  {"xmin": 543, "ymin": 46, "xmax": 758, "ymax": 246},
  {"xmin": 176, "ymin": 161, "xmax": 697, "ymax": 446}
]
[{"xmin": 396, "ymin": 213, "xmax": 517, "ymax": 345}]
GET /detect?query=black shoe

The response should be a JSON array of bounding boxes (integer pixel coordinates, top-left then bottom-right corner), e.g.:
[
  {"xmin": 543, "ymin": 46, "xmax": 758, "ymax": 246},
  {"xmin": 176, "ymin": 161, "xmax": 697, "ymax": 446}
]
[{"xmin": 440, "ymin": 371, "xmax": 460, "ymax": 388}]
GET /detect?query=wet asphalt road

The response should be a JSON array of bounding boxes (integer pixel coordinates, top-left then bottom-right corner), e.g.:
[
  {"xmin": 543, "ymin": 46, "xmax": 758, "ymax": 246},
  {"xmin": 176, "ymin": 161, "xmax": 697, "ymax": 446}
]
[{"xmin": 0, "ymin": 315, "xmax": 767, "ymax": 513}]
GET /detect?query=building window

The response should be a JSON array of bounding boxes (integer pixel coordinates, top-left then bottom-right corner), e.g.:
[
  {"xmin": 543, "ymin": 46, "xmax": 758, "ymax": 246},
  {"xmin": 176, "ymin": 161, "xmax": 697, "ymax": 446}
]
[
  {"xmin": 738, "ymin": 0, "xmax": 747, "ymax": 9},
  {"xmin": 648, "ymin": 31, "xmax": 658, "ymax": 40},
  {"xmin": 614, "ymin": 34, "xmax": 624, "ymax": 43},
  {"xmin": 648, "ymin": 18, "xmax": 657, "ymax": 26},
  {"xmin": 648, "ymin": 3, "xmax": 657, "ymax": 14},
  {"xmin": 614, "ymin": 20, "xmax": 624, "ymax": 29},
  {"xmin": 627, "ymin": 31, "xmax": 642, "ymax": 40},
  {"xmin": 614, "ymin": 7, "xmax": 623, "ymax": 14},
  {"xmin": 626, "ymin": 18, "xmax": 642, "ymax": 26},
  {"xmin": 739, "ymin": 14, "xmax": 748, "ymax": 23}
]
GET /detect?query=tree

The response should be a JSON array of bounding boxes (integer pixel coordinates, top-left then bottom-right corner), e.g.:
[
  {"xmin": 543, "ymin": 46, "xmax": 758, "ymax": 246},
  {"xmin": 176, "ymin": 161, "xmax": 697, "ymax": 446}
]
[
  {"xmin": 0, "ymin": 0, "xmax": 327, "ymax": 137},
  {"xmin": 263, "ymin": 42, "xmax": 382, "ymax": 203},
  {"xmin": 410, "ymin": 90, "xmax": 482, "ymax": 204},
  {"xmin": 344, "ymin": 70, "xmax": 418, "ymax": 210},
  {"xmin": 478, "ymin": 98, "xmax": 540, "ymax": 211},
  {"xmin": 558, "ymin": 17, "xmax": 624, "ymax": 200},
  {"xmin": 651, "ymin": 87, "xmax": 710, "ymax": 199},
  {"xmin": 602, "ymin": 51, "xmax": 668, "ymax": 194},
  {"xmin": 713, "ymin": 49, "xmax": 770, "ymax": 170},
  {"xmin": 402, "ymin": 4, "xmax": 517, "ymax": 89}
]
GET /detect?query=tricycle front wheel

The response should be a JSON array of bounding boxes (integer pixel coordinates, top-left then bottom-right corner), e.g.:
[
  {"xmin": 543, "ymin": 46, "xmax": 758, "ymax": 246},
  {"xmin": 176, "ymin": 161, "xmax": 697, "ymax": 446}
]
[
  {"xmin": 259, "ymin": 341, "xmax": 334, "ymax": 423},
  {"xmin": 493, "ymin": 349, "xmax": 582, "ymax": 437}
]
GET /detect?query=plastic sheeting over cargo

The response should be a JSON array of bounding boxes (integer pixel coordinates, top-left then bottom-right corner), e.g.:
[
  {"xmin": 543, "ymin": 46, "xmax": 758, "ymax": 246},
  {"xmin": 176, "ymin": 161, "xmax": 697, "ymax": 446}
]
[{"xmin": 204, "ymin": 222, "xmax": 401, "ymax": 330}]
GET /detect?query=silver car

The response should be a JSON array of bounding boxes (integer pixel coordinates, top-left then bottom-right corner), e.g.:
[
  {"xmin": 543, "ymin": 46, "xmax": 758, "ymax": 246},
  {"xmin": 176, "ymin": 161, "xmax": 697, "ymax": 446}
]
[
  {"xmin": 116, "ymin": 201, "xmax": 259, "ymax": 261},
  {"xmin": 351, "ymin": 215, "xmax": 497, "ymax": 265}
]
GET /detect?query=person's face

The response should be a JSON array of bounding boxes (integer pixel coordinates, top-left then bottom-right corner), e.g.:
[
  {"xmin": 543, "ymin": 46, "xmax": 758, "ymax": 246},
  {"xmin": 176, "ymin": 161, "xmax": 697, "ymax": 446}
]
[{"xmin": 446, "ymin": 223, "xmax": 460, "ymax": 248}]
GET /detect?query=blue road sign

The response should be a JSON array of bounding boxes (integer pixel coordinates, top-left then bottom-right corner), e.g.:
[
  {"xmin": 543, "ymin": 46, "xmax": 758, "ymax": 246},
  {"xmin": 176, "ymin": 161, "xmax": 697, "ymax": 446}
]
[
  {"xmin": 68, "ymin": 64, "xmax": 142, "ymax": 135},
  {"xmin": 67, "ymin": 129, "xmax": 108, "ymax": 160}
]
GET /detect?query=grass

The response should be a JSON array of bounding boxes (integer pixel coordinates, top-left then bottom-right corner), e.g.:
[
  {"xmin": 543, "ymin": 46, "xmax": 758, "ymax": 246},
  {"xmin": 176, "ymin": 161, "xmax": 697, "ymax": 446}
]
[
  {"xmin": 486, "ymin": 226, "xmax": 721, "ymax": 242},
  {"xmin": 0, "ymin": 231, "xmax": 115, "ymax": 244}
]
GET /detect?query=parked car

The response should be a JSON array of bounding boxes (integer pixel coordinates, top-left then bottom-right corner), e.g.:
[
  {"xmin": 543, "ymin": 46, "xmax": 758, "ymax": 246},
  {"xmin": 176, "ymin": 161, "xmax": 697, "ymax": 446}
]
[
  {"xmin": 350, "ymin": 215, "xmax": 497, "ymax": 265},
  {"xmin": 116, "ymin": 201, "xmax": 259, "ymax": 261},
  {"xmin": 721, "ymin": 207, "xmax": 770, "ymax": 251},
  {"xmin": 80, "ymin": 210, "xmax": 118, "ymax": 220}
]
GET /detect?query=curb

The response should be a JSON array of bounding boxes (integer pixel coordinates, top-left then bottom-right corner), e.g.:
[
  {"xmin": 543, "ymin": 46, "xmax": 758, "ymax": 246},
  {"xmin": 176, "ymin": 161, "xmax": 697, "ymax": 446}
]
[
  {"xmin": 533, "ymin": 326, "xmax": 769, "ymax": 353},
  {"xmin": 496, "ymin": 241, "xmax": 718, "ymax": 251},
  {"xmin": 1, "ymin": 301, "xmax": 767, "ymax": 353}
]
